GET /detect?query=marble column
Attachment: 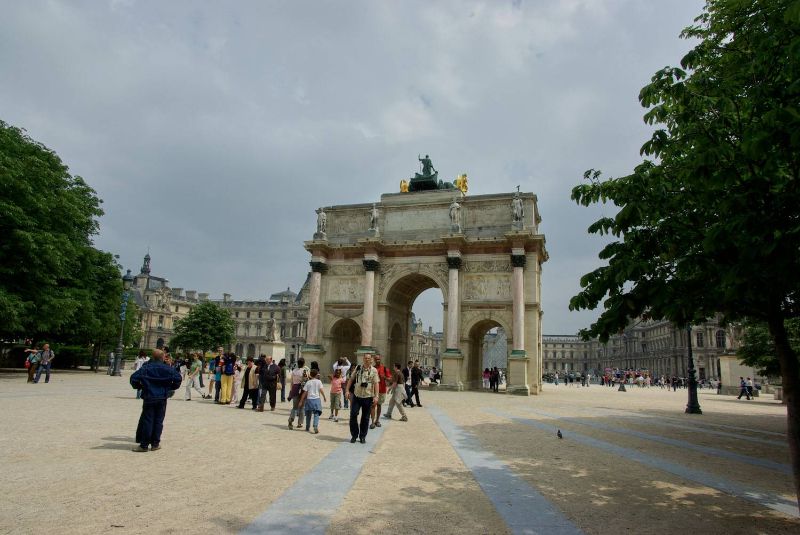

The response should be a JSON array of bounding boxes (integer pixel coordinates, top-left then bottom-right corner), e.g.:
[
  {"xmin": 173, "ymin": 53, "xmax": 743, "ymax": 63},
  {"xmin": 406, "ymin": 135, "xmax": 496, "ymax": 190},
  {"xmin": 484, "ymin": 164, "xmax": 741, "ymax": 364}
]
[
  {"xmin": 305, "ymin": 261, "xmax": 327, "ymax": 349},
  {"xmin": 507, "ymin": 251, "xmax": 530, "ymax": 395},
  {"xmin": 445, "ymin": 256, "xmax": 462, "ymax": 351},
  {"xmin": 359, "ymin": 258, "xmax": 380, "ymax": 352}
]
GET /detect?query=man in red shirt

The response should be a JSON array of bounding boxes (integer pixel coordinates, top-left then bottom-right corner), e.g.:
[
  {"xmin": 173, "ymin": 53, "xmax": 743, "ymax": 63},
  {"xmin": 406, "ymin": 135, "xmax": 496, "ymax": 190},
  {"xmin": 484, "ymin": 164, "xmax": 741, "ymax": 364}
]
[{"xmin": 370, "ymin": 354, "xmax": 392, "ymax": 429}]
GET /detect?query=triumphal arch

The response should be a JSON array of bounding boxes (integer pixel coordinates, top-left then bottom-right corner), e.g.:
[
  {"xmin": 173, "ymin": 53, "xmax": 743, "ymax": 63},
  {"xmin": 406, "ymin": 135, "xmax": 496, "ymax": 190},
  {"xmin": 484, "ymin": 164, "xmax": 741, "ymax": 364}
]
[{"xmin": 302, "ymin": 158, "xmax": 548, "ymax": 394}]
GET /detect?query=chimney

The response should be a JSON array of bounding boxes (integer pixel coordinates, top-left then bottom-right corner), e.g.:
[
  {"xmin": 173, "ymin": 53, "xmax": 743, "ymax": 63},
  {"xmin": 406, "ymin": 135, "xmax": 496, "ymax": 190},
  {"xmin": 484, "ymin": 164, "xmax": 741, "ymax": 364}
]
[
  {"xmin": 185, "ymin": 290, "xmax": 197, "ymax": 300},
  {"xmin": 199, "ymin": 293, "xmax": 209, "ymax": 301},
  {"xmin": 171, "ymin": 288, "xmax": 183, "ymax": 298},
  {"xmin": 223, "ymin": 293, "xmax": 232, "ymax": 303}
]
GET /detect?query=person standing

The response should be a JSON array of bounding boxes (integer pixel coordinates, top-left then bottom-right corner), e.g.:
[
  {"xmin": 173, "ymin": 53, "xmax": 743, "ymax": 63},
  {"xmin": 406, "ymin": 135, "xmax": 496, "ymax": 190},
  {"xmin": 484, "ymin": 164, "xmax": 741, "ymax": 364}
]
[
  {"xmin": 383, "ymin": 363, "xmax": 408, "ymax": 422},
  {"xmin": 410, "ymin": 360, "xmax": 423, "ymax": 407},
  {"xmin": 230, "ymin": 357, "xmax": 242, "ymax": 406},
  {"xmin": 300, "ymin": 369, "xmax": 327, "ymax": 434},
  {"xmin": 402, "ymin": 361, "xmax": 414, "ymax": 408},
  {"xmin": 183, "ymin": 353, "xmax": 205, "ymax": 401},
  {"xmin": 346, "ymin": 354, "xmax": 379, "ymax": 444},
  {"xmin": 491, "ymin": 367, "xmax": 500, "ymax": 393},
  {"xmin": 238, "ymin": 356, "xmax": 259, "ymax": 410},
  {"xmin": 278, "ymin": 358, "xmax": 287, "ymax": 403},
  {"xmin": 219, "ymin": 352, "xmax": 236, "ymax": 404},
  {"xmin": 746, "ymin": 377, "xmax": 754, "ymax": 399},
  {"xmin": 483, "ymin": 368, "xmax": 491, "ymax": 390},
  {"xmin": 288, "ymin": 357, "xmax": 310, "ymax": 429},
  {"xmin": 258, "ymin": 355, "xmax": 280, "ymax": 411},
  {"xmin": 33, "ymin": 344, "xmax": 56, "ymax": 384},
  {"xmin": 370, "ymin": 355, "xmax": 391, "ymax": 429},
  {"xmin": 130, "ymin": 349, "xmax": 182, "ymax": 452}
]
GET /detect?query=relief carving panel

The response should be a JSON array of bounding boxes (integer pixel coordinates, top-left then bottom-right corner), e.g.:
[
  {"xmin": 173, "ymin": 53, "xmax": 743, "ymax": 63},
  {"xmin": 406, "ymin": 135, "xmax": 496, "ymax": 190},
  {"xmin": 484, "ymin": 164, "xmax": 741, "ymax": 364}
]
[
  {"xmin": 463, "ymin": 274, "xmax": 512, "ymax": 301},
  {"xmin": 327, "ymin": 276, "xmax": 364, "ymax": 302}
]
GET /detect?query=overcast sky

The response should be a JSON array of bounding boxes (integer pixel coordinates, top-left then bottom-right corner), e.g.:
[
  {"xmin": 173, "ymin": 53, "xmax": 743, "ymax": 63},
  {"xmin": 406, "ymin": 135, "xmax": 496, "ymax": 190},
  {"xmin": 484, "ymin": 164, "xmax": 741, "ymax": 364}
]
[{"xmin": 1, "ymin": 0, "xmax": 704, "ymax": 335}]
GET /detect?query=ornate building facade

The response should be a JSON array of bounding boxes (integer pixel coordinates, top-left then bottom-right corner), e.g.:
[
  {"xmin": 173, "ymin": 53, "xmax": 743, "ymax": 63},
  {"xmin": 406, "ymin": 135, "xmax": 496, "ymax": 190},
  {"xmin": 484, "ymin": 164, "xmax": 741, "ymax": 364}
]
[
  {"xmin": 542, "ymin": 317, "xmax": 736, "ymax": 379},
  {"xmin": 131, "ymin": 254, "xmax": 310, "ymax": 363},
  {"xmin": 408, "ymin": 314, "xmax": 443, "ymax": 369}
]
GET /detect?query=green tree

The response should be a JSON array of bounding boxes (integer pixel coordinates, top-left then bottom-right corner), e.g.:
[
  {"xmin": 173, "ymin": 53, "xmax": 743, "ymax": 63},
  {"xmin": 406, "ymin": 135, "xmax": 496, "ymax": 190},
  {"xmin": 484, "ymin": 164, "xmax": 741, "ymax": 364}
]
[
  {"xmin": 738, "ymin": 319, "xmax": 800, "ymax": 377},
  {"xmin": 569, "ymin": 0, "xmax": 800, "ymax": 502},
  {"xmin": 0, "ymin": 120, "xmax": 105, "ymax": 339},
  {"xmin": 170, "ymin": 301, "xmax": 235, "ymax": 353}
]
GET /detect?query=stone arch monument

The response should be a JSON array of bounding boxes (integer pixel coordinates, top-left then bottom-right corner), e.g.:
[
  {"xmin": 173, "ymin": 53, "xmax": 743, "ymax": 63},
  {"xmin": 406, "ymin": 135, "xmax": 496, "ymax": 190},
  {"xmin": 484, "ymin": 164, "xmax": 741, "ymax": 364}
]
[{"xmin": 302, "ymin": 161, "xmax": 548, "ymax": 394}]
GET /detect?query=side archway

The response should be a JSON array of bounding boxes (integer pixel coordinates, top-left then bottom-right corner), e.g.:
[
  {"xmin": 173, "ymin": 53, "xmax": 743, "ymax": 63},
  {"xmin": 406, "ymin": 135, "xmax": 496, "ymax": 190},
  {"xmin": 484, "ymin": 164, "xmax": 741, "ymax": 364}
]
[{"xmin": 329, "ymin": 318, "xmax": 361, "ymax": 364}]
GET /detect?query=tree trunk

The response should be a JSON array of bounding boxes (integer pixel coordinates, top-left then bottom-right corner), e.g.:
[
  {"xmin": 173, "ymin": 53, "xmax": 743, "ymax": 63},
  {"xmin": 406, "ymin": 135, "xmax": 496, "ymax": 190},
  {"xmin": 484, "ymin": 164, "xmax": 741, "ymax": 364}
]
[{"xmin": 767, "ymin": 313, "xmax": 800, "ymax": 509}]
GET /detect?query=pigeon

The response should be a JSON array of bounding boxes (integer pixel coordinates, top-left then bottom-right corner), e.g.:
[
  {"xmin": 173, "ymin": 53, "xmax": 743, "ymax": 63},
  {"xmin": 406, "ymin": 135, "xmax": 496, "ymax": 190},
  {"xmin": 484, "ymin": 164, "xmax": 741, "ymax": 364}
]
[{"xmin": 557, "ymin": 429, "xmax": 563, "ymax": 439}]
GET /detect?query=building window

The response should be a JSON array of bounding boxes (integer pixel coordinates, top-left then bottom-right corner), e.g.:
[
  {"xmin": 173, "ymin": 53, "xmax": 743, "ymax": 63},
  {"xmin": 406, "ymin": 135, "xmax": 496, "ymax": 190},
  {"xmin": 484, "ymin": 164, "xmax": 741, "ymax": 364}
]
[
  {"xmin": 246, "ymin": 311, "xmax": 251, "ymax": 319},
  {"xmin": 696, "ymin": 331, "xmax": 704, "ymax": 348},
  {"xmin": 244, "ymin": 324, "xmax": 250, "ymax": 337},
  {"xmin": 270, "ymin": 312, "xmax": 274, "ymax": 319},
  {"xmin": 174, "ymin": 305, "xmax": 179, "ymax": 312},
  {"xmin": 256, "ymin": 324, "xmax": 262, "ymax": 336},
  {"xmin": 235, "ymin": 311, "xmax": 239, "ymax": 318},
  {"xmin": 715, "ymin": 330, "xmax": 725, "ymax": 349},
  {"xmin": 294, "ymin": 311, "xmax": 298, "ymax": 318},
  {"xmin": 157, "ymin": 315, "xmax": 164, "ymax": 329},
  {"xmin": 258, "ymin": 311, "xmax": 262, "ymax": 318}
]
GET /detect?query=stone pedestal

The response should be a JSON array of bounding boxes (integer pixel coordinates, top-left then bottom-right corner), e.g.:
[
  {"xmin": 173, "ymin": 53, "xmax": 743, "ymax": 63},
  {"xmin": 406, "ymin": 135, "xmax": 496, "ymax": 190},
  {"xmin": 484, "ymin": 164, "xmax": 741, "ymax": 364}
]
[
  {"xmin": 439, "ymin": 350, "xmax": 464, "ymax": 391},
  {"xmin": 507, "ymin": 351, "xmax": 530, "ymax": 395},
  {"xmin": 261, "ymin": 340, "xmax": 286, "ymax": 361}
]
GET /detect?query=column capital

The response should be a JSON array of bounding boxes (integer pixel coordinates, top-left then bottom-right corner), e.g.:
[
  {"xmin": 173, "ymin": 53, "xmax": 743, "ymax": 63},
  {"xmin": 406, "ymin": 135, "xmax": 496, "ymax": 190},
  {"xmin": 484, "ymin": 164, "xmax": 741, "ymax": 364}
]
[
  {"xmin": 363, "ymin": 259, "xmax": 381, "ymax": 272},
  {"xmin": 310, "ymin": 261, "xmax": 328, "ymax": 273},
  {"xmin": 510, "ymin": 254, "xmax": 527, "ymax": 268},
  {"xmin": 446, "ymin": 256, "xmax": 462, "ymax": 270}
]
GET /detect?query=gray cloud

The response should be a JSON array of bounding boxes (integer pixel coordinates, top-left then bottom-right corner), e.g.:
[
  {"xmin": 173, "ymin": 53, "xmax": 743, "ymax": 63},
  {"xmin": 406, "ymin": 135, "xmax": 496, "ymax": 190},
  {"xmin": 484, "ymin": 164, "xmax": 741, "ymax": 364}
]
[{"xmin": 0, "ymin": 0, "xmax": 704, "ymax": 334}]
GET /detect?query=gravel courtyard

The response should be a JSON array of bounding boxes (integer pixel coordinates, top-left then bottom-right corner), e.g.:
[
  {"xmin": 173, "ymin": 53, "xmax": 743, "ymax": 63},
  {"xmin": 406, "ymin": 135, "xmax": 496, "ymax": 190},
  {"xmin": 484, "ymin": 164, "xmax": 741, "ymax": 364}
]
[{"xmin": 1, "ymin": 371, "xmax": 797, "ymax": 535}]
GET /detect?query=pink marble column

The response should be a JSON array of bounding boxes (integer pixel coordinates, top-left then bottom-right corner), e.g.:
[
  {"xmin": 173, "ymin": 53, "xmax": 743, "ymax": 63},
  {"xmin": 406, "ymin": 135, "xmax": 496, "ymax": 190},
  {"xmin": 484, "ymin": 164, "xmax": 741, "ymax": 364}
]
[
  {"xmin": 511, "ymin": 252, "xmax": 526, "ymax": 354},
  {"xmin": 306, "ymin": 261, "xmax": 326, "ymax": 347},
  {"xmin": 446, "ymin": 256, "xmax": 462, "ymax": 350},
  {"xmin": 361, "ymin": 258, "xmax": 380, "ymax": 349}
]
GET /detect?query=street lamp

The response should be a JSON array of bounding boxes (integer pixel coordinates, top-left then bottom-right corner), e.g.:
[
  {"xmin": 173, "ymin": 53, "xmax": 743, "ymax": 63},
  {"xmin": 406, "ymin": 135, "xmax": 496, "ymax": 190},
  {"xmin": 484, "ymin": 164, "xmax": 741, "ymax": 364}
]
[
  {"xmin": 111, "ymin": 269, "xmax": 134, "ymax": 377},
  {"xmin": 685, "ymin": 324, "xmax": 702, "ymax": 414}
]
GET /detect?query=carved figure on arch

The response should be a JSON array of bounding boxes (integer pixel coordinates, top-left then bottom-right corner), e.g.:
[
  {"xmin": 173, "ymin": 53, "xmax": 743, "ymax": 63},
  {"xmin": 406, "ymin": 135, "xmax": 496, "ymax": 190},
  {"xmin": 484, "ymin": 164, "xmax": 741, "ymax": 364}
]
[
  {"xmin": 511, "ymin": 191, "xmax": 524, "ymax": 222},
  {"xmin": 315, "ymin": 208, "xmax": 327, "ymax": 235}
]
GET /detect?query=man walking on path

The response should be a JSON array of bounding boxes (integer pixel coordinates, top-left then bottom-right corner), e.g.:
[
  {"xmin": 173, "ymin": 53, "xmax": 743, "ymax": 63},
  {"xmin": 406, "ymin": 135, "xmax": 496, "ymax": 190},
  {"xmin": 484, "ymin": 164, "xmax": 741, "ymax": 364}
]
[
  {"xmin": 737, "ymin": 376, "xmax": 751, "ymax": 400},
  {"xmin": 402, "ymin": 361, "xmax": 414, "ymax": 408},
  {"xmin": 346, "ymin": 353, "xmax": 379, "ymax": 444},
  {"xmin": 130, "ymin": 349, "xmax": 181, "ymax": 452},
  {"xmin": 410, "ymin": 360, "xmax": 423, "ymax": 407},
  {"xmin": 383, "ymin": 363, "xmax": 408, "ymax": 422},
  {"xmin": 33, "ymin": 344, "xmax": 55, "ymax": 383}
]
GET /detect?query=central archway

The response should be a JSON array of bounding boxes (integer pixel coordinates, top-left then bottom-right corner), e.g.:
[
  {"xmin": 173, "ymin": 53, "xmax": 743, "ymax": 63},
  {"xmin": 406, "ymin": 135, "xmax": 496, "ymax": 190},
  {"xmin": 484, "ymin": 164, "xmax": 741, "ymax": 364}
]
[{"xmin": 381, "ymin": 272, "xmax": 443, "ymax": 370}]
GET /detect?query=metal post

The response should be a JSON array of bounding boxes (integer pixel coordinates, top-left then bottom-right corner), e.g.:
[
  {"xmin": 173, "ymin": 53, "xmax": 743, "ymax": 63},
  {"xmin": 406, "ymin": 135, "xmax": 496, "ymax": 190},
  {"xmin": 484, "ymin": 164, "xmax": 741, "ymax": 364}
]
[
  {"xmin": 112, "ymin": 270, "xmax": 134, "ymax": 377},
  {"xmin": 685, "ymin": 324, "xmax": 702, "ymax": 414}
]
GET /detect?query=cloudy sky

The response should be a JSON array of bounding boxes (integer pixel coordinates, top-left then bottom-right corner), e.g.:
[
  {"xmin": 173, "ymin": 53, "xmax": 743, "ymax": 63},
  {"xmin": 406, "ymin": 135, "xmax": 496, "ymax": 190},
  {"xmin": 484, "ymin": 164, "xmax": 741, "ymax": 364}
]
[{"xmin": 1, "ymin": 0, "xmax": 704, "ymax": 335}]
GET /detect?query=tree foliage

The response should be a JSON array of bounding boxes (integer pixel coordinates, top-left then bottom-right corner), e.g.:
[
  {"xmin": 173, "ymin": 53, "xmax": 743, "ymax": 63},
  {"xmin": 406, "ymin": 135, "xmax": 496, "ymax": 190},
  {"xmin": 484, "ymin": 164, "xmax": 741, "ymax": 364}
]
[
  {"xmin": 568, "ymin": 0, "xmax": 800, "ymax": 502},
  {"xmin": 738, "ymin": 319, "xmax": 800, "ymax": 376},
  {"xmin": 170, "ymin": 301, "xmax": 235, "ymax": 352},
  {"xmin": 0, "ymin": 120, "xmax": 113, "ymax": 340}
]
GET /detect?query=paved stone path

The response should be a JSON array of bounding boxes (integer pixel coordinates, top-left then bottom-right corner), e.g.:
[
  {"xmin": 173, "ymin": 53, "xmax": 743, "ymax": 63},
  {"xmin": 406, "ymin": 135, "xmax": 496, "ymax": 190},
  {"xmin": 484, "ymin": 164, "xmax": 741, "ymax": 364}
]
[{"xmin": 1, "ymin": 372, "xmax": 798, "ymax": 534}]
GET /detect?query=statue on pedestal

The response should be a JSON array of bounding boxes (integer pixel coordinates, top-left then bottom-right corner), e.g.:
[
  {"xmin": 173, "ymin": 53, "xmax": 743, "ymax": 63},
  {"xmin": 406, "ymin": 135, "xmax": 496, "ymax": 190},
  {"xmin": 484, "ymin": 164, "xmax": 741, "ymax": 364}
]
[
  {"xmin": 314, "ymin": 208, "xmax": 327, "ymax": 239},
  {"xmin": 511, "ymin": 191, "xmax": 524, "ymax": 223},
  {"xmin": 369, "ymin": 203, "xmax": 379, "ymax": 232},
  {"xmin": 449, "ymin": 197, "xmax": 461, "ymax": 232}
]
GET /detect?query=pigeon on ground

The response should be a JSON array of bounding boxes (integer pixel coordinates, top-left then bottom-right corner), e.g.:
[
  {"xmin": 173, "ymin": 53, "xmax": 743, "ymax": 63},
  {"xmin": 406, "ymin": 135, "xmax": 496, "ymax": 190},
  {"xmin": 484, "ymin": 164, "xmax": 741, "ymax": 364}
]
[{"xmin": 557, "ymin": 429, "xmax": 563, "ymax": 439}]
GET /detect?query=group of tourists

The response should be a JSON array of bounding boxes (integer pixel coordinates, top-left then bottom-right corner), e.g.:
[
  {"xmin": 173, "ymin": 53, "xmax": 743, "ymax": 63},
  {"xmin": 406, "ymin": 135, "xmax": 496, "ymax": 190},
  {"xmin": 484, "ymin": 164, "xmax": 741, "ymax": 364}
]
[
  {"xmin": 481, "ymin": 367, "xmax": 503, "ymax": 392},
  {"xmin": 24, "ymin": 344, "xmax": 56, "ymax": 384},
  {"xmin": 130, "ymin": 346, "xmax": 425, "ymax": 451}
]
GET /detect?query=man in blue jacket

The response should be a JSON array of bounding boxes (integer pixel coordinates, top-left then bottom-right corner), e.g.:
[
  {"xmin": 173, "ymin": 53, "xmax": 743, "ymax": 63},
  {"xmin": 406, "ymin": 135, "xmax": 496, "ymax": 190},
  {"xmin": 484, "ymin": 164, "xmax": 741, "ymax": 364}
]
[{"xmin": 130, "ymin": 349, "xmax": 182, "ymax": 452}]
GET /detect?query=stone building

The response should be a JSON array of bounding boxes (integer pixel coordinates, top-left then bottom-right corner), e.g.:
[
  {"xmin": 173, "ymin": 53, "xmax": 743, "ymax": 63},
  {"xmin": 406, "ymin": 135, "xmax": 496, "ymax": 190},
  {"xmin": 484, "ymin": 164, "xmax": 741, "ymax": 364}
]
[
  {"xmin": 130, "ymin": 254, "xmax": 310, "ymax": 362},
  {"xmin": 542, "ymin": 317, "xmax": 735, "ymax": 379},
  {"xmin": 407, "ymin": 314, "xmax": 443, "ymax": 369}
]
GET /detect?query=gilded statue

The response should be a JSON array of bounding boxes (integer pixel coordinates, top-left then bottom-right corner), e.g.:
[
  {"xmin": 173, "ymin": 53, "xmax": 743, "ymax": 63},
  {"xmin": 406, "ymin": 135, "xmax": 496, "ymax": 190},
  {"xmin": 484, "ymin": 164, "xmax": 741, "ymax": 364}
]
[
  {"xmin": 455, "ymin": 174, "xmax": 468, "ymax": 194},
  {"xmin": 400, "ymin": 179, "xmax": 409, "ymax": 192}
]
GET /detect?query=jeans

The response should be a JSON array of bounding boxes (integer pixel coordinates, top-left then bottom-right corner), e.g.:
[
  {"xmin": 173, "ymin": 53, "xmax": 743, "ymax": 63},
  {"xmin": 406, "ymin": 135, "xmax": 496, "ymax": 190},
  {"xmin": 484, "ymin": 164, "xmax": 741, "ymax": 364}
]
[
  {"xmin": 214, "ymin": 379, "xmax": 221, "ymax": 402},
  {"xmin": 280, "ymin": 382, "xmax": 286, "ymax": 402},
  {"xmin": 135, "ymin": 399, "xmax": 167, "ymax": 448},
  {"xmin": 349, "ymin": 396, "xmax": 373, "ymax": 440},
  {"xmin": 240, "ymin": 388, "xmax": 258, "ymax": 409},
  {"xmin": 34, "ymin": 361, "xmax": 51, "ymax": 383},
  {"xmin": 410, "ymin": 385, "xmax": 420, "ymax": 406},
  {"xmin": 305, "ymin": 410, "xmax": 320, "ymax": 430},
  {"xmin": 290, "ymin": 396, "xmax": 305, "ymax": 427}
]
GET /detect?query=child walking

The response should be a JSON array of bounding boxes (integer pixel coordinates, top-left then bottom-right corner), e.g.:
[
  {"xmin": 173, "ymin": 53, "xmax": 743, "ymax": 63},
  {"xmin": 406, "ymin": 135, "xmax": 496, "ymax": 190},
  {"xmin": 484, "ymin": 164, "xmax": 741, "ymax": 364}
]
[
  {"xmin": 300, "ymin": 369, "xmax": 327, "ymax": 434},
  {"xmin": 328, "ymin": 368, "xmax": 344, "ymax": 422}
]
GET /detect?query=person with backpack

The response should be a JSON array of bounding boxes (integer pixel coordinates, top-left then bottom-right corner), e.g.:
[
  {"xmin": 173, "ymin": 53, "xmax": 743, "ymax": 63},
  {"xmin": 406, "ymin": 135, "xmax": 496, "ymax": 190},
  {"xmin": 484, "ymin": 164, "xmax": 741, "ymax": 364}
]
[
  {"xmin": 219, "ymin": 352, "xmax": 236, "ymax": 404},
  {"xmin": 288, "ymin": 357, "xmax": 310, "ymax": 429},
  {"xmin": 33, "ymin": 344, "xmax": 56, "ymax": 384},
  {"xmin": 25, "ymin": 347, "xmax": 41, "ymax": 383},
  {"xmin": 345, "ymin": 353, "xmax": 379, "ymax": 444},
  {"xmin": 258, "ymin": 355, "xmax": 281, "ymax": 411}
]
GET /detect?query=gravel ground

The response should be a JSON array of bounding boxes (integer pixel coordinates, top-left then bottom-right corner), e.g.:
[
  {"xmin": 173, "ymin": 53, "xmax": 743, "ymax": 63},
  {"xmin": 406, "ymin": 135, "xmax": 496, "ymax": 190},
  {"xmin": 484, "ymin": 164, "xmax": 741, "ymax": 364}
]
[{"xmin": 1, "ymin": 371, "xmax": 797, "ymax": 534}]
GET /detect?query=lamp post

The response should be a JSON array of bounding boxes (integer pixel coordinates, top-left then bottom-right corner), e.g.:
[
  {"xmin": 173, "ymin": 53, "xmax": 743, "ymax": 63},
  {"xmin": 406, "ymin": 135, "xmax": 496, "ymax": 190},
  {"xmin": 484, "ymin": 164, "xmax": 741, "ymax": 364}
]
[
  {"xmin": 112, "ymin": 269, "xmax": 134, "ymax": 377},
  {"xmin": 685, "ymin": 324, "xmax": 702, "ymax": 414}
]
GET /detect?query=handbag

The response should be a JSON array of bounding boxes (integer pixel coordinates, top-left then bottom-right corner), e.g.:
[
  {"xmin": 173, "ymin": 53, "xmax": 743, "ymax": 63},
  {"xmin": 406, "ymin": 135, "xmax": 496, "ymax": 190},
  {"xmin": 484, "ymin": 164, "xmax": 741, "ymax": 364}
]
[{"xmin": 24, "ymin": 359, "xmax": 31, "ymax": 369}]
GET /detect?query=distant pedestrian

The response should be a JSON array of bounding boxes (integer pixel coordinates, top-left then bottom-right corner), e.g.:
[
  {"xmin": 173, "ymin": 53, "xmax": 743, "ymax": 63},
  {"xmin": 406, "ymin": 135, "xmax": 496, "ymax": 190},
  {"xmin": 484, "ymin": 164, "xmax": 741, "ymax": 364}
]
[
  {"xmin": 737, "ymin": 377, "xmax": 751, "ymax": 400},
  {"xmin": 402, "ymin": 361, "xmax": 414, "ymax": 407},
  {"xmin": 483, "ymin": 368, "xmax": 491, "ymax": 389},
  {"xmin": 370, "ymin": 355, "xmax": 391, "ymax": 429},
  {"xmin": 258, "ymin": 355, "xmax": 280, "ymax": 411},
  {"xmin": 239, "ymin": 356, "xmax": 259, "ymax": 410},
  {"xmin": 278, "ymin": 358, "xmax": 287, "ymax": 402},
  {"xmin": 25, "ymin": 347, "xmax": 41, "ymax": 383},
  {"xmin": 328, "ymin": 368, "xmax": 344, "ymax": 422},
  {"xmin": 230, "ymin": 357, "xmax": 242, "ymax": 406},
  {"xmin": 130, "ymin": 349, "xmax": 181, "ymax": 452},
  {"xmin": 746, "ymin": 377, "xmax": 754, "ymax": 398},
  {"xmin": 288, "ymin": 357, "xmax": 310, "ymax": 429},
  {"xmin": 410, "ymin": 360, "xmax": 423, "ymax": 407},
  {"xmin": 183, "ymin": 354, "xmax": 205, "ymax": 400},
  {"xmin": 491, "ymin": 367, "xmax": 500, "ymax": 392},
  {"xmin": 33, "ymin": 344, "xmax": 56, "ymax": 383},
  {"xmin": 219, "ymin": 352, "xmax": 236, "ymax": 404},
  {"xmin": 300, "ymin": 369, "xmax": 326, "ymax": 434},
  {"xmin": 346, "ymin": 353, "xmax": 379, "ymax": 444}
]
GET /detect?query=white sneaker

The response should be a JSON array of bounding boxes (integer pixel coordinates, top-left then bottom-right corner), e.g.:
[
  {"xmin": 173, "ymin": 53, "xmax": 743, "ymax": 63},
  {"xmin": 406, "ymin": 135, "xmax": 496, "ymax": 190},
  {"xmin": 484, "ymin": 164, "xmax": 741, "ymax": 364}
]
[{"xmin": 334, "ymin": 417, "xmax": 339, "ymax": 422}]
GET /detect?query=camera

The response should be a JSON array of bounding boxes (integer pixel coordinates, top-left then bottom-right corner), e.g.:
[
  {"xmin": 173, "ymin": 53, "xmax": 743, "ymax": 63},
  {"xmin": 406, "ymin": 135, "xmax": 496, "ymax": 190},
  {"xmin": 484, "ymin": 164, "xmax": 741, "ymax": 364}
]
[{"xmin": 360, "ymin": 382, "xmax": 368, "ymax": 388}]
